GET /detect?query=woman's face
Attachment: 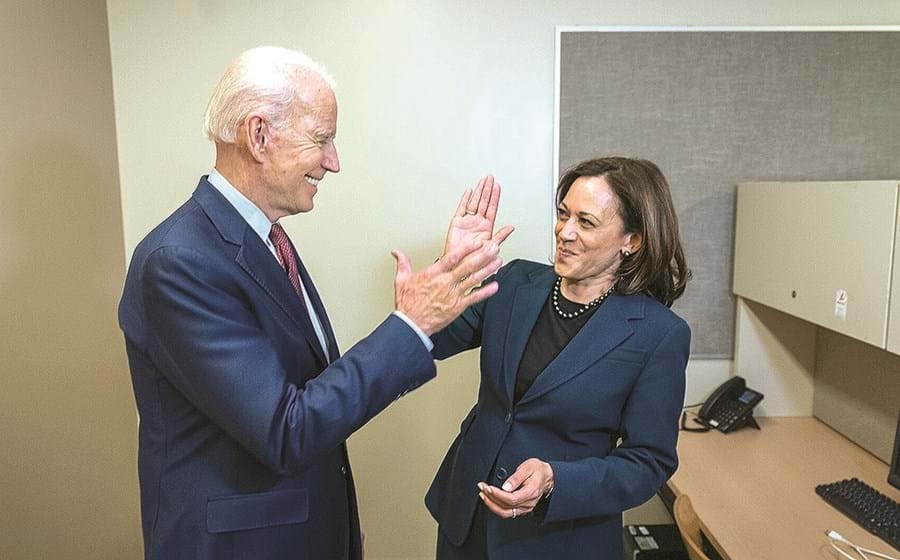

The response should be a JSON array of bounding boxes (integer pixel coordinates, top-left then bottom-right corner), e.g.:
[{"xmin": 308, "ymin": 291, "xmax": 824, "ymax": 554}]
[{"xmin": 554, "ymin": 175, "xmax": 638, "ymax": 283}]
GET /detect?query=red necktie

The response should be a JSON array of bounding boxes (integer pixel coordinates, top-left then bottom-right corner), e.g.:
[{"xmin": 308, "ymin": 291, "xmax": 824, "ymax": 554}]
[{"xmin": 268, "ymin": 223, "xmax": 305, "ymax": 303}]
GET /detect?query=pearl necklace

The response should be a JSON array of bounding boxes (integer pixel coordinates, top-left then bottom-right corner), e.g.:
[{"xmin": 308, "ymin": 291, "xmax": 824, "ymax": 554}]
[{"xmin": 552, "ymin": 276, "xmax": 615, "ymax": 319}]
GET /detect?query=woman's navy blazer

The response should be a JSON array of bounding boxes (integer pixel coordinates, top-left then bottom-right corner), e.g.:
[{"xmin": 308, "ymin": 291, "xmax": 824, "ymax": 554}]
[{"xmin": 425, "ymin": 259, "xmax": 690, "ymax": 559}]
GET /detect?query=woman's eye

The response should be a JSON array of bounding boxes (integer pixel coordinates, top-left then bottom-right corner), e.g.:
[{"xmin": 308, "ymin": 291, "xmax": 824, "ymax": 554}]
[
  {"xmin": 580, "ymin": 218, "xmax": 594, "ymax": 228},
  {"xmin": 556, "ymin": 208, "xmax": 568, "ymax": 218}
]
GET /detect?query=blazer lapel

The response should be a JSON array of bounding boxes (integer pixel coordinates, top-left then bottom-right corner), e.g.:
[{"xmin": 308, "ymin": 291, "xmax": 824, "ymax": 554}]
[
  {"xmin": 516, "ymin": 293, "xmax": 639, "ymax": 406},
  {"xmin": 192, "ymin": 179, "xmax": 329, "ymax": 367},
  {"xmin": 235, "ymin": 230, "xmax": 329, "ymax": 365},
  {"xmin": 501, "ymin": 268, "xmax": 556, "ymax": 407},
  {"xmin": 294, "ymin": 253, "xmax": 340, "ymax": 363}
]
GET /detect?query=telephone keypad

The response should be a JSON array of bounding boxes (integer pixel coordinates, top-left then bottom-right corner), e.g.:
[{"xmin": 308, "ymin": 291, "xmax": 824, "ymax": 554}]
[{"xmin": 711, "ymin": 400, "xmax": 754, "ymax": 431}]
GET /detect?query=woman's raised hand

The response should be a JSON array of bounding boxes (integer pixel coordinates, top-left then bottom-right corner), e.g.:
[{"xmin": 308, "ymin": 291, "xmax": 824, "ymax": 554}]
[{"xmin": 442, "ymin": 175, "xmax": 514, "ymax": 259}]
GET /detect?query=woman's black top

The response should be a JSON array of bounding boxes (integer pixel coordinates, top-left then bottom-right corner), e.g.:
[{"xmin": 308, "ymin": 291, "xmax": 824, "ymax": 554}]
[{"xmin": 513, "ymin": 285, "xmax": 602, "ymax": 404}]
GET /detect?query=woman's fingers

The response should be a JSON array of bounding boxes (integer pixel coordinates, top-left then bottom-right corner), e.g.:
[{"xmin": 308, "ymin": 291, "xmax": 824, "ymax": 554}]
[
  {"xmin": 478, "ymin": 489, "xmax": 534, "ymax": 518},
  {"xmin": 453, "ymin": 187, "xmax": 473, "ymax": 218},
  {"xmin": 476, "ymin": 175, "xmax": 495, "ymax": 216},
  {"xmin": 477, "ymin": 482, "xmax": 539, "ymax": 512},
  {"xmin": 466, "ymin": 177, "xmax": 487, "ymax": 215}
]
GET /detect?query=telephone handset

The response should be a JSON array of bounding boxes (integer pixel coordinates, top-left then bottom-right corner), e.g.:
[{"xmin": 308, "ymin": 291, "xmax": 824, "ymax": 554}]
[{"xmin": 690, "ymin": 376, "xmax": 764, "ymax": 433}]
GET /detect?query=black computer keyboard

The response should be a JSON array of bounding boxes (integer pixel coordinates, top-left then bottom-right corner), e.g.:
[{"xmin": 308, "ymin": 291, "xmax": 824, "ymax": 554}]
[{"xmin": 816, "ymin": 478, "xmax": 900, "ymax": 551}]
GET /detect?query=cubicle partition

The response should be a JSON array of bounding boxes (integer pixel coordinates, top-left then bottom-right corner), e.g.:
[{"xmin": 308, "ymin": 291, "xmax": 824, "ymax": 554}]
[
  {"xmin": 733, "ymin": 180, "xmax": 900, "ymax": 461},
  {"xmin": 668, "ymin": 180, "xmax": 900, "ymax": 559}
]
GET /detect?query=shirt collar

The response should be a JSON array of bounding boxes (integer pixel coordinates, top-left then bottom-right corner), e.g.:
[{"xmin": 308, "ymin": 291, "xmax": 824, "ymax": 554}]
[{"xmin": 207, "ymin": 168, "xmax": 274, "ymax": 244}]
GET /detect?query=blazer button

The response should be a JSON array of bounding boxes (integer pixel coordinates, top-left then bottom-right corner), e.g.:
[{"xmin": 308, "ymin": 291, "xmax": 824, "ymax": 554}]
[
  {"xmin": 504, "ymin": 412, "xmax": 512, "ymax": 424},
  {"xmin": 495, "ymin": 467, "xmax": 508, "ymax": 481},
  {"xmin": 341, "ymin": 465, "xmax": 347, "ymax": 475}
]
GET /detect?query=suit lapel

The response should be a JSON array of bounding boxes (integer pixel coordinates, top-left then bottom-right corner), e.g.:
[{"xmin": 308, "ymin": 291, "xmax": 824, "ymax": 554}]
[
  {"xmin": 235, "ymin": 230, "xmax": 329, "ymax": 366},
  {"xmin": 192, "ymin": 179, "xmax": 329, "ymax": 367},
  {"xmin": 516, "ymin": 293, "xmax": 639, "ymax": 406},
  {"xmin": 294, "ymin": 251, "xmax": 340, "ymax": 363},
  {"xmin": 501, "ymin": 268, "xmax": 556, "ymax": 407}
]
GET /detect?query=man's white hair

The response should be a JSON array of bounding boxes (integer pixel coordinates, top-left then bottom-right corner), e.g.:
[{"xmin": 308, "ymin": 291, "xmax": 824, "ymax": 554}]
[{"xmin": 203, "ymin": 46, "xmax": 336, "ymax": 144}]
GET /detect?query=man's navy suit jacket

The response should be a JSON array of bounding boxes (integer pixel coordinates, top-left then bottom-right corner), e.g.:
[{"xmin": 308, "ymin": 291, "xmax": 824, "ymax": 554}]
[
  {"xmin": 119, "ymin": 178, "xmax": 435, "ymax": 559},
  {"xmin": 425, "ymin": 260, "xmax": 690, "ymax": 560}
]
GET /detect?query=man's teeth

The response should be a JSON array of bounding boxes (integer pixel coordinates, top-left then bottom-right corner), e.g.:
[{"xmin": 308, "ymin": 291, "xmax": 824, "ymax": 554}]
[{"xmin": 305, "ymin": 176, "xmax": 320, "ymax": 186}]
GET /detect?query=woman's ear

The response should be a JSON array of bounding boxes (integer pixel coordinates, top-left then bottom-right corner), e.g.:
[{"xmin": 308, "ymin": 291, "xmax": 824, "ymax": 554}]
[{"xmin": 624, "ymin": 232, "xmax": 643, "ymax": 255}]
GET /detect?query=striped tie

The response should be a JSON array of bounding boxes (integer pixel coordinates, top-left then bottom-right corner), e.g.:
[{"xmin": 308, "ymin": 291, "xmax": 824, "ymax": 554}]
[{"xmin": 268, "ymin": 223, "xmax": 305, "ymax": 303}]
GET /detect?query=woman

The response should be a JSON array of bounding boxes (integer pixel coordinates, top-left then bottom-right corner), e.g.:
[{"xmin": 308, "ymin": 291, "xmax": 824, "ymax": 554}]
[{"xmin": 425, "ymin": 157, "xmax": 691, "ymax": 559}]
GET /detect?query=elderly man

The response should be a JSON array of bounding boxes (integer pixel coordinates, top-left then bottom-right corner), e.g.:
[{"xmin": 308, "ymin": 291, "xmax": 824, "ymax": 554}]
[{"xmin": 118, "ymin": 46, "xmax": 506, "ymax": 560}]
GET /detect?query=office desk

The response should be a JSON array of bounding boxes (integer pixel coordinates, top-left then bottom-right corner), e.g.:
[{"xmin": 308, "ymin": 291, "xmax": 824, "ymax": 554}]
[{"xmin": 668, "ymin": 416, "xmax": 900, "ymax": 559}]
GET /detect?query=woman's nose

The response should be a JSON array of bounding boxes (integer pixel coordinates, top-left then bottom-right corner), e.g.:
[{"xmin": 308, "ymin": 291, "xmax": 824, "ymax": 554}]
[{"xmin": 558, "ymin": 219, "xmax": 577, "ymax": 240}]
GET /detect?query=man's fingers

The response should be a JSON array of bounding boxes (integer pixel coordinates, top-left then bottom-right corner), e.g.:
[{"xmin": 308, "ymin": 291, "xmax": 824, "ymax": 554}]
[
  {"xmin": 451, "ymin": 242, "xmax": 499, "ymax": 279},
  {"xmin": 494, "ymin": 225, "xmax": 515, "ymax": 245},
  {"xmin": 458, "ymin": 259, "xmax": 502, "ymax": 297},
  {"xmin": 437, "ymin": 237, "xmax": 482, "ymax": 272},
  {"xmin": 460, "ymin": 280, "xmax": 500, "ymax": 309},
  {"xmin": 454, "ymin": 187, "xmax": 473, "ymax": 218},
  {"xmin": 457, "ymin": 257, "xmax": 502, "ymax": 300}
]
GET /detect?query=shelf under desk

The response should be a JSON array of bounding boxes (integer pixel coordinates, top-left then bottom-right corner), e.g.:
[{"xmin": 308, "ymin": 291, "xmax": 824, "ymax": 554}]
[{"xmin": 668, "ymin": 416, "xmax": 900, "ymax": 560}]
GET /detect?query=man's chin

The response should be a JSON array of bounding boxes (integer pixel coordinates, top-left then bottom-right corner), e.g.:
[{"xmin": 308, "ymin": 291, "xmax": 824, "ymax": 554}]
[{"xmin": 293, "ymin": 197, "xmax": 315, "ymax": 214}]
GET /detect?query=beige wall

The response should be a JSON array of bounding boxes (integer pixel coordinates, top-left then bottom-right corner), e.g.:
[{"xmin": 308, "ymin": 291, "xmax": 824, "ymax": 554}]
[
  {"xmin": 103, "ymin": 1, "xmax": 900, "ymax": 558},
  {"xmin": 0, "ymin": 1, "xmax": 140, "ymax": 559}
]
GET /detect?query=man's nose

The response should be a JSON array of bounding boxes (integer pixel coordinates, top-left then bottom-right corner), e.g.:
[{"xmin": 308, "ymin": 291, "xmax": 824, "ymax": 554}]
[{"xmin": 323, "ymin": 140, "xmax": 340, "ymax": 173}]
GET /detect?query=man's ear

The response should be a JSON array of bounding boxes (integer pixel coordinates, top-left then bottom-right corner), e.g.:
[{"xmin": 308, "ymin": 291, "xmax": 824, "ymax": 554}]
[{"xmin": 244, "ymin": 114, "xmax": 268, "ymax": 163}]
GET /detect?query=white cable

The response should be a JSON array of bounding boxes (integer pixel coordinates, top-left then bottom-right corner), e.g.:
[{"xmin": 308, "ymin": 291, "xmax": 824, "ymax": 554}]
[
  {"xmin": 829, "ymin": 542, "xmax": 857, "ymax": 560},
  {"xmin": 826, "ymin": 530, "xmax": 899, "ymax": 560},
  {"xmin": 857, "ymin": 546, "xmax": 900, "ymax": 560},
  {"xmin": 827, "ymin": 530, "xmax": 867, "ymax": 560},
  {"xmin": 829, "ymin": 540, "xmax": 864, "ymax": 560}
]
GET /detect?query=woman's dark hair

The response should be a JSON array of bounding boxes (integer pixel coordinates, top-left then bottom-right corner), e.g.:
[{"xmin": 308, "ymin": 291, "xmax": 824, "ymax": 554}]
[{"xmin": 556, "ymin": 157, "xmax": 690, "ymax": 307}]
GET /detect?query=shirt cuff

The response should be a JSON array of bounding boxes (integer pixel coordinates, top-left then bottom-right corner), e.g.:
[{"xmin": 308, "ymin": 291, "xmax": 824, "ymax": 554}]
[{"xmin": 392, "ymin": 310, "xmax": 434, "ymax": 352}]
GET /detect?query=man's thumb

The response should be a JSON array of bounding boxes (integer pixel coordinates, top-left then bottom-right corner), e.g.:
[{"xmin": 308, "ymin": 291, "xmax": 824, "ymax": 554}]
[{"xmin": 391, "ymin": 249, "xmax": 412, "ymax": 281}]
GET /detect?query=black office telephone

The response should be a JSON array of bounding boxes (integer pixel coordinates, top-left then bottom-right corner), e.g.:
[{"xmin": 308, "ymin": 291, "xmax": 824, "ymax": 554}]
[{"xmin": 690, "ymin": 376, "xmax": 764, "ymax": 433}]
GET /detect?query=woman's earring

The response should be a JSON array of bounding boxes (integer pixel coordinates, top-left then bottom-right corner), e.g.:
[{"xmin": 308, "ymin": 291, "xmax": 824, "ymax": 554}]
[{"xmin": 621, "ymin": 249, "xmax": 631, "ymax": 258}]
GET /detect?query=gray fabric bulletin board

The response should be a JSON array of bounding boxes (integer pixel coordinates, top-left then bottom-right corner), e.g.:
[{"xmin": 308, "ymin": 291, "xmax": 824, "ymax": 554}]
[{"xmin": 557, "ymin": 29, "xmax": 900, "ymax": 357}]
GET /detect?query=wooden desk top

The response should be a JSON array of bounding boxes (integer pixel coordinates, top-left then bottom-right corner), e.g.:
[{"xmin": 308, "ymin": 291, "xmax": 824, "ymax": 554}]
[{"xmin": 669, "ymin": 416, "xmax": 900, "ymax": 560}]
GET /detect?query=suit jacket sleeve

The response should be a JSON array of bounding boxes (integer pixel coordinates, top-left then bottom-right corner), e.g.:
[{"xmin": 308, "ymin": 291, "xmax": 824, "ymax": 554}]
[
  {"xmin": 142, "ymin": 245, "xmax": 436, "ymax": 476},
  {"xmin": 544, "ymin": 319, "xmax": 690, "ymax": 522}
]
